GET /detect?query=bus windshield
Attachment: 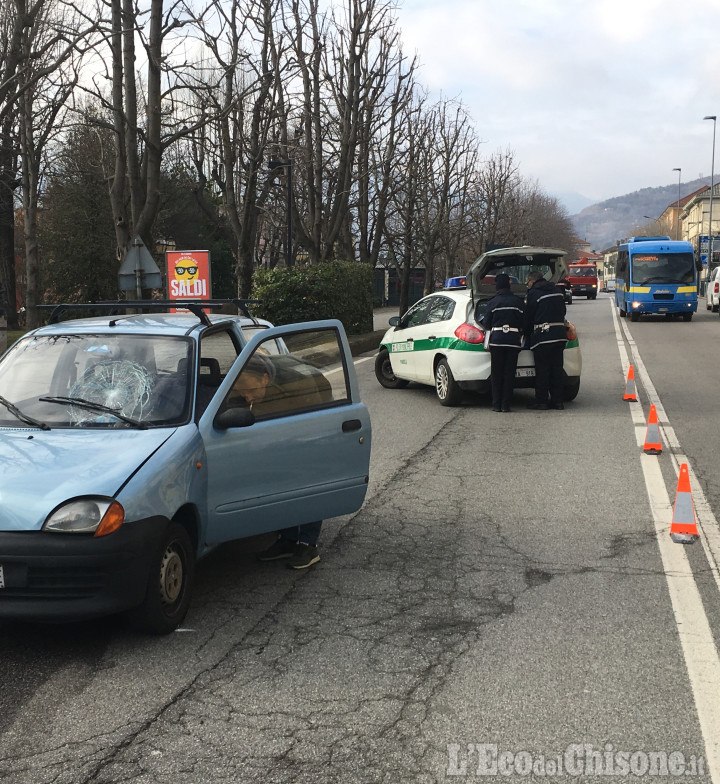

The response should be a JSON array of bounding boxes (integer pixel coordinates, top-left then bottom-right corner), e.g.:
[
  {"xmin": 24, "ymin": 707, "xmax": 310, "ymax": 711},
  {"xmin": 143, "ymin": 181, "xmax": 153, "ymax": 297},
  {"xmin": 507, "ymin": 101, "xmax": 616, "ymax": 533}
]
[{"xmin": 630, "ymin": 252, "xmax": 695, "ymax": 285}]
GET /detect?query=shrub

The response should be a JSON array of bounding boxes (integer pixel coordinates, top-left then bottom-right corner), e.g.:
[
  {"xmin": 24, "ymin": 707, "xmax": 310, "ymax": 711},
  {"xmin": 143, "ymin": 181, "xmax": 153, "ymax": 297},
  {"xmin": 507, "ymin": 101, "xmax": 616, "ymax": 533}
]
[{"xmin": 252, "ymin": 261, "xmax": 374, "ymax": 334}]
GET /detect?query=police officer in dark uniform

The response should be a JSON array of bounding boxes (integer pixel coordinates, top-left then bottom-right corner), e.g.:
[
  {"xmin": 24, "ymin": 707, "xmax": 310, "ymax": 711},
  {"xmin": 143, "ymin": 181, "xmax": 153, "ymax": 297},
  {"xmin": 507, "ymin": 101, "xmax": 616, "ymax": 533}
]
[
  {"xmin": 524, "ymin": 270, "xmax": 567, "ymax": 410},
  {"xmin": 480, "ymin": 273, "xmax": 525, "ymax": 412}
]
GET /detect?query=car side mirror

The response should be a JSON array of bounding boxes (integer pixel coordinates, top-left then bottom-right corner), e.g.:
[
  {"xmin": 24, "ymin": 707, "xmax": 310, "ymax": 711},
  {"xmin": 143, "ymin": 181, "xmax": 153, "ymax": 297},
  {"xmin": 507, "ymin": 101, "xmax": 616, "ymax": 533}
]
[
  {"xmin": 214, "ymin": 407, "xmax": 256, "ymax": 430},
  {"xmin": 389, "ymin": 316, "xmax": 400, "ymax": 327}
]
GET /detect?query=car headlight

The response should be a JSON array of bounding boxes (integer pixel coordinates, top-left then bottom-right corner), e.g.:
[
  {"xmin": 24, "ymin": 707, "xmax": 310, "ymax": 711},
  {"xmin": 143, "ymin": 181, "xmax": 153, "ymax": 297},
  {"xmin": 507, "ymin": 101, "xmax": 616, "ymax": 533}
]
[{"xmin": 44, "ymin": 498, "xmax": 125, "ymax": 537}]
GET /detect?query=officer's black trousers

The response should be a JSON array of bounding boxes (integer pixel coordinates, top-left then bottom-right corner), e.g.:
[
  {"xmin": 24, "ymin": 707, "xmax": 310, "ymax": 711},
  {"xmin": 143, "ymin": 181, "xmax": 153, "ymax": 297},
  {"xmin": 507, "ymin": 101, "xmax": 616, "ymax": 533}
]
[
  {"xmin": 489, "ymin": 346, "xmax": 519, "ymax": 409},
  {"xmin": 532, "ymin": 342, "xmax": 565, "ymax": 405}
]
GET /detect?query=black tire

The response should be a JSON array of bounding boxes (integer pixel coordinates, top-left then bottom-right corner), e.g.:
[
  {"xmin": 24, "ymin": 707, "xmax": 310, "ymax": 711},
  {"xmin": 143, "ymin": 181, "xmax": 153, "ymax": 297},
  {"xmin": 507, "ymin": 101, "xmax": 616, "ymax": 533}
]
[
  {"xmin": 374, "ymin": 349, "xmax": 409, "ymax": 389},
  {"xmin": 563, "ymin": 380, "xmax": 580, "ymax": 402},
  {"xmin": 434, "ymin": 358, "xmax": 462, "ymax": 406},
  {"xmin": 619, "ymin": 306, "xmax": 626, "ymax": 318},
  {"xmin": 712, "ymin": 304, "xmax": 718, "ymax": 312},
  {"xmin": 683, "ymin": 313, "xmax": 693, "ymax": 322},
  {"xmin": 127, "ymin": 522, "xmax": 195, "ymax": 634},
  {"xmin": 630, "ymin": 311, "xmax": 639, "ymax": 322}
]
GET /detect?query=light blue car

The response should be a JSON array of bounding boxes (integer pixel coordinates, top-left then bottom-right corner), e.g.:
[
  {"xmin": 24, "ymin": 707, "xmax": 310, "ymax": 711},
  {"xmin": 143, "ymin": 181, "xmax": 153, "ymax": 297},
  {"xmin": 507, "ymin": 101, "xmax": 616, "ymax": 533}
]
[{"xmin": 0, "ymin": 305, "xmax": 371, "ymax": 633}]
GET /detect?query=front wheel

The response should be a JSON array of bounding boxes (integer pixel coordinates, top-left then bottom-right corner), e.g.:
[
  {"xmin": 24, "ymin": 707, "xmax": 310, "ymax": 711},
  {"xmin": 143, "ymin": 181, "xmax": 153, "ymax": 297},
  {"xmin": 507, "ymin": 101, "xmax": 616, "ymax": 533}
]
[
  {"xmin": 374, "ymin": 349, "xmax": 409, "ymax": 389},
  {"xmin": 630, "ymin": 311, "xmax": 639, "ymax": 322},
  {"xmin": 435, "ymin": 358, "xmax": 462, "ymax": 406},
  {"xmin": 683, "ymin": 313, "xmax": 693, "ymax": 322},
  {"xmin": 127, "ymin": 523, "xmax": 195, "ymax": 634}
]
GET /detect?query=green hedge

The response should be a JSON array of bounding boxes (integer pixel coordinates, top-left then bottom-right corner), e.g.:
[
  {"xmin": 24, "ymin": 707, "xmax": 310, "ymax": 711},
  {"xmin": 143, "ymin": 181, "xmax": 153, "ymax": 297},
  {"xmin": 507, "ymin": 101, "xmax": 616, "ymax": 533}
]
[{"xmin": 252, "ymin": 260, "xmax": 374, "ymax": 335}]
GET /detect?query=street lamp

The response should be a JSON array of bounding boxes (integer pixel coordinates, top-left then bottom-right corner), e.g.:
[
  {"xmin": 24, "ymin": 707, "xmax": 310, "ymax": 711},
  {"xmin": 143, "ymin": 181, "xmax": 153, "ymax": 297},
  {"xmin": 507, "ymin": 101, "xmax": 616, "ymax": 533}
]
[
  {"xmin": 704, "ymin": 116, "xmax": 716, "ymax": 270},
  {"xmin": 268, "ymin": 159, "xmax": 292, "ymax": 267},
  {"xmin": 672, "ymin": 168, "xmax": 681, "ymax": 240}
]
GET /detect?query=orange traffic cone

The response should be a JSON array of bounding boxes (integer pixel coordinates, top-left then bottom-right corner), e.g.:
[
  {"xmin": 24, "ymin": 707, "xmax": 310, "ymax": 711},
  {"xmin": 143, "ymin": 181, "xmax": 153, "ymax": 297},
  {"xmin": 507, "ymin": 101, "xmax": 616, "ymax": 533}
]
[
  {"xmin": 670, "ymin": 463, "xmax": 699, "ymax": 544},
  {"xmin": 643, "ymin": 405, "xmax": 662, "ymax": 454},
  {"xmin": 623, "ymin": 365, "xmax": 638, "ymax": 401}
]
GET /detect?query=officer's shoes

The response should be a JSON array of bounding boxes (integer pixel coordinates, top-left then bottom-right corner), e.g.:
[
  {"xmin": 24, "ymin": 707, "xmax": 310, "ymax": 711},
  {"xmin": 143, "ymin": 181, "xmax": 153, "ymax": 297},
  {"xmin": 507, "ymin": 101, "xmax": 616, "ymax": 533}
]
[{"xmin": 526, "ymin": 401, "xmax": 550, "ymax": 410}]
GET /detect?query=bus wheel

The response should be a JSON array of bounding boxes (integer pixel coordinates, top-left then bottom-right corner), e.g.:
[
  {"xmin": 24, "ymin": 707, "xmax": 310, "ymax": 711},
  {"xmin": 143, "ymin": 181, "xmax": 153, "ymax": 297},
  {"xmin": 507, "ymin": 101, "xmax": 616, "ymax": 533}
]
[
  {"xmin": 682, "ymin": 313, "xmax": 693, "ymax": 322},
  {"xmin": 630, "ymin": 312, "xmax": 639, "ymax": 322},
  {"xmin": 619, "ymin": 306, "xmax": 626, "ymax": 318}
]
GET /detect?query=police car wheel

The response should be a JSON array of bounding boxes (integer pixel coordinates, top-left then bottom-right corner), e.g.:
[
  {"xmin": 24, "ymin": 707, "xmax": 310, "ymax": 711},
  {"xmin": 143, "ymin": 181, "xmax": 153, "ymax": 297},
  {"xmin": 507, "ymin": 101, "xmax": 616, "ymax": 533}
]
[
  {"xmin": 563, "ymin": 380, "xmax": 580, "ymax": 402},
  {"xmin": 127, "ymin": 522, "xmax": 195, "ymax": 635},
  {"xmin": 375, "ymin": 349, "xmax": 409, "ymax": 389},
  {"xmin": 435, "ymin": 359, "xmax": 462, "ymax": 407}
]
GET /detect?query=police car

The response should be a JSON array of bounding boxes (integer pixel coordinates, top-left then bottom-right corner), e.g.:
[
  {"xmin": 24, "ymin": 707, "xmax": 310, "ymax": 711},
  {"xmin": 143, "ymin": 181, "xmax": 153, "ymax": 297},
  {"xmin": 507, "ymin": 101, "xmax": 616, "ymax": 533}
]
[
  {"xmin": 0, "ymin": 301, "xmax": 371, "ymax": 633},
  {"xmin": 374, "ymin": 247, "xmax": 582, "ymax": 406}
]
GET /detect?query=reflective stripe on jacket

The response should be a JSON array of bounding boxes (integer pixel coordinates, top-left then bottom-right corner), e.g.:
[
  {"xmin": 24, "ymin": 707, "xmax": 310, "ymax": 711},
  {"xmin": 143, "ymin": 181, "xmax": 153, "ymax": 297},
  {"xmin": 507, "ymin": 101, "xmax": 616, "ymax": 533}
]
[
  {"xmin": 524, "ymin": 279, "xmax": 567, "ymax": 349},
  {"xmin": 481, "ymin": 291, "xmax": 525, "ymax": 349}
]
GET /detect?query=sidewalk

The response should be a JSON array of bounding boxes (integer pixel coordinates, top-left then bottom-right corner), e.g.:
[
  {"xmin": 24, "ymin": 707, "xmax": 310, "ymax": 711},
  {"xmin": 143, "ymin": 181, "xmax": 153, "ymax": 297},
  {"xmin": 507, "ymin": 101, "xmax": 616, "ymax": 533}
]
[{"xmin": 347, "ymin": 306, "xmax": 398, "ymax": 357}]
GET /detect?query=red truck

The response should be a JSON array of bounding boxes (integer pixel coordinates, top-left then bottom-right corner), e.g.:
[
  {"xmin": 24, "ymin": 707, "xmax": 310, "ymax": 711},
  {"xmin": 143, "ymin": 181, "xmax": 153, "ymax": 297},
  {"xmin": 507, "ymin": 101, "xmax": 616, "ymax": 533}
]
[{"xmin": 567, "ymin": 258, "xmax": 598, "ymax": 300}]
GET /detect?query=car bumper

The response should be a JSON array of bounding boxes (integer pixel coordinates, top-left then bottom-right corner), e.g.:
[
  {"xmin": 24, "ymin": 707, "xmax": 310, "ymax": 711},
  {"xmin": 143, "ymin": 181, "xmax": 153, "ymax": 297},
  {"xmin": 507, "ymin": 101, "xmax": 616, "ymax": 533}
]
[
  {"xmin": 0, "ymin": 517, "xmax": 169, "ymax": 621},
  {"xmin": 629, "ymin": 301, "xmax": 697, "ymax": 315}
]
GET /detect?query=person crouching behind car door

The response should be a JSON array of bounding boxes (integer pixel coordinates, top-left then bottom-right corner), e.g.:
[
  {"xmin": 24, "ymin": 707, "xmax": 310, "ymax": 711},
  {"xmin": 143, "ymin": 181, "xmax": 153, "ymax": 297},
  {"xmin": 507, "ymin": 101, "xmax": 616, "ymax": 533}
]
[
  {"xmin": 524, "ymin": 270, "xmax": 567, "ymax": 411},
  {"xmin": 480, "ymin": 273, "xmax": 525, "ymax": 412}
]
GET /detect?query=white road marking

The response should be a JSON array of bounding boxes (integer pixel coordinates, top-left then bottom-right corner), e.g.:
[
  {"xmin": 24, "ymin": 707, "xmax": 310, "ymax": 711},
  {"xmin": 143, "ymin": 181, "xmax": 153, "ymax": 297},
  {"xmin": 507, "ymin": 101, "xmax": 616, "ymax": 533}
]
[{"xmin": 611, "ymin": 302, "xmax": 720, "ymax": 781}]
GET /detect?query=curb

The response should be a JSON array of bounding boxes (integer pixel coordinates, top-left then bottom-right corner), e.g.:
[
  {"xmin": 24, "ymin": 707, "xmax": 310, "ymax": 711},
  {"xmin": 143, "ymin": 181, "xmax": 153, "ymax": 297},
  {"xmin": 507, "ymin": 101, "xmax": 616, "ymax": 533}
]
[{"xmin": 348, "ymin": 330, "xmax": 384, "ymax": 357}]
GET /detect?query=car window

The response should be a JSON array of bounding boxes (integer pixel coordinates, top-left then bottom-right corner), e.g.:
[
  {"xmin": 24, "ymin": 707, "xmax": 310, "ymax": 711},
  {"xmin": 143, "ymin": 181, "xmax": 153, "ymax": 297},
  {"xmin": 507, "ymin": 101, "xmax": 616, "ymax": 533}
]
[
  {"xmin": 222, "ymin": 327, "xmax": 349, "ymax": 420},
  {"xmin": 196, "ymin": 328, "xmax": 241, "ymax": 416},
  {"xmin": 426, "ymin": 297, "xmax": 455, "ymax": 323},
  {"xmin": 400, "ymin": 299, "xmax": 431, "ymax": 329},
  {"xmin": 241, "ymin": 325, "xmax": 283, "ymax": 355},
  {"xmin": 0, "ymin": 334, "xmax": 192, "ymax": 428}
]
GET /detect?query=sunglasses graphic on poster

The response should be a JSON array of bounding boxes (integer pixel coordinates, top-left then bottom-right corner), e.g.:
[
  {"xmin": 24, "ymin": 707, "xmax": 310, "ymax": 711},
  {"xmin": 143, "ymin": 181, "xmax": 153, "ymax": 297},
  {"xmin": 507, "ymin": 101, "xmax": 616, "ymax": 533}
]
[{"xmin": 166, "ymin": 251, "xmax": 212, "ymax": 307}]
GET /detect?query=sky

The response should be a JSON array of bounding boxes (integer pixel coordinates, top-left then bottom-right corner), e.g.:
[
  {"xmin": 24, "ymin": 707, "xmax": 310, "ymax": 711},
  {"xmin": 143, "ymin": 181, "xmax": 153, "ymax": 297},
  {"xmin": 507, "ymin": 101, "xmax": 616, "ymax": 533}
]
[{"xmin": 393, "ymin": 0, "xmax": 720, "ymax": 209}]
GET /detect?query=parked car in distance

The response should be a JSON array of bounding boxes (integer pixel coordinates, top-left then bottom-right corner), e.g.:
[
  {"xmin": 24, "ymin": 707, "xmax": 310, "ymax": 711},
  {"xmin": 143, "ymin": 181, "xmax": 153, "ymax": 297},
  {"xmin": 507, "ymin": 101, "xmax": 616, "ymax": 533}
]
[
  {"xmin": 558, "ymin": 276, "xmax": 573, "ymax": 304},
  {"xmin": 706, "ymin": 266, "xmax": 720, "ymax": 312},
  {"xmin": 374, "ymin": 247, "xmax": 582, "ymax": 406},
  {"xmin": 0, "ymin": 302, "xmax": 371, "ymax": 633}
]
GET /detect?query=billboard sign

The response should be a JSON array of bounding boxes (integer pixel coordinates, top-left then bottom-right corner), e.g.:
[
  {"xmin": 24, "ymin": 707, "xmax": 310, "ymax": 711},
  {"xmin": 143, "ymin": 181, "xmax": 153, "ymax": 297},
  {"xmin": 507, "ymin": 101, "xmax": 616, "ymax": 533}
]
[{"xmin": 166, "ymin": 250, "xmax": 211, "ymax": 302}]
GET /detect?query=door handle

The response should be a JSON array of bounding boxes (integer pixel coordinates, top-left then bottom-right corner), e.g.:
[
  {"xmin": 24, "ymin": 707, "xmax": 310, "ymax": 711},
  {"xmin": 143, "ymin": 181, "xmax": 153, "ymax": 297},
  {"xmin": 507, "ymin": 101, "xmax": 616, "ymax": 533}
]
[
  {"xmin": 342, "ymin": 419, "xmax": 362, "ymax": 432},
  {"xmin": 428, "ymin": 335, "xmax": 436, "ymax": 340}
]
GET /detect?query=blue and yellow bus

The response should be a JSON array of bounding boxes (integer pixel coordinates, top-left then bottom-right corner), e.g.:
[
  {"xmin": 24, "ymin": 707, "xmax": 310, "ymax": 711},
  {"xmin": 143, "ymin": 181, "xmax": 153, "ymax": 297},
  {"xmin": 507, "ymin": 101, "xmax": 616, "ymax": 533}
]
[{"xmin": 615, "ymin": 236, "xmax": 698, "ymax": 322}]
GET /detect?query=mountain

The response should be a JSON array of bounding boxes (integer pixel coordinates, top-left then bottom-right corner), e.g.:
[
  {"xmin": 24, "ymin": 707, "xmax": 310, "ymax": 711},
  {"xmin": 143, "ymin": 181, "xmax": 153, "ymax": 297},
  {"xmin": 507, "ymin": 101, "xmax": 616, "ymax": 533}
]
[
  {"xmin": 552, "ymin": 190, "xmax": 596, "ymax": 215},
  {"xmin": 570, "ymin": 177, "xmax": 713, "ymax": 252}
]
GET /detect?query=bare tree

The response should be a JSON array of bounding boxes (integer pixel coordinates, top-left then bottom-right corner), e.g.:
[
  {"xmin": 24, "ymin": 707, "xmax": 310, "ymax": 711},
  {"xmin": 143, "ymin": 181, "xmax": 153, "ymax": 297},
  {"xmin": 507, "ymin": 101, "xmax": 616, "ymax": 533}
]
[
  {"xmin": 82, "ymin": 0, "xmax": 202, "ymax": 262},
  {"xmin": 17, "ymin": 1, "xmax": 97, "ymax": 328},
  {"xmin": 412, "ymin": 98, "xmax": 478, "ymax": 294},
  {"xmin": 186, "ymin": 0, "xmax": 284, "ymax": 296}
]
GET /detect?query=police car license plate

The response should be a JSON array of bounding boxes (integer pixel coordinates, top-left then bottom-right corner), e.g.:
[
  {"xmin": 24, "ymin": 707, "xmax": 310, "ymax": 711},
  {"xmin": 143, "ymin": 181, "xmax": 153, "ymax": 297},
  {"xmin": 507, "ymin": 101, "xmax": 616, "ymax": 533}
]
[{"xmin": 516, "ymin": 368, "xmax": 535, "ymax": 378}]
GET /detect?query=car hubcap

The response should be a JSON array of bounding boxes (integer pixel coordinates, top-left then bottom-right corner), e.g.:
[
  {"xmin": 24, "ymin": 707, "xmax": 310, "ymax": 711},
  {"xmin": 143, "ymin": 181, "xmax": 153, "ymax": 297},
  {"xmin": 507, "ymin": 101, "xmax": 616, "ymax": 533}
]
[
  {"xmin": 159, "ymin": 545, "xmax": 183, "ymax": 605},
  {"xmin": 436, "ymin": 366, "xmax": 448, "ymax": 398}
]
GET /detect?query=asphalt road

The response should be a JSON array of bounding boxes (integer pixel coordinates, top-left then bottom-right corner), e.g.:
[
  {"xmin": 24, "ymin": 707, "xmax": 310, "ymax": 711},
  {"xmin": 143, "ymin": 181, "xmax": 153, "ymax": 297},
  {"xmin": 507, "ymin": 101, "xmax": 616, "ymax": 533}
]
[{"xmin": 1, "ymin": 295, "xmax": 719, "ymax": 783}]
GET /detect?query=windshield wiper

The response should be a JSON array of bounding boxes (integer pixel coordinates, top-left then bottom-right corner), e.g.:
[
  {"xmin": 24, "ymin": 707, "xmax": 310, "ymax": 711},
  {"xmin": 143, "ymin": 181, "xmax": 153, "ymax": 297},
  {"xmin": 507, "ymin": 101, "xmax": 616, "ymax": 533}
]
[
  {"xmin": 39, "ymin": 396, "xmax": 148, "ymax": 429},
  {"xmin": 0, "ymin": 394, "xmax": 51, "ymax": 430}
]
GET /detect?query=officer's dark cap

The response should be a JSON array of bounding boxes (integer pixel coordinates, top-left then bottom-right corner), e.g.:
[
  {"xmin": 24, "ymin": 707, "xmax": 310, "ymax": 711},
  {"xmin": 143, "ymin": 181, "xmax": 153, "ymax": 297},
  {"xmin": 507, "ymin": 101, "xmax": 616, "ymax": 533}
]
[{"xmin": 495, "ymin": 273, "xmax": 510, "ymax": 290}]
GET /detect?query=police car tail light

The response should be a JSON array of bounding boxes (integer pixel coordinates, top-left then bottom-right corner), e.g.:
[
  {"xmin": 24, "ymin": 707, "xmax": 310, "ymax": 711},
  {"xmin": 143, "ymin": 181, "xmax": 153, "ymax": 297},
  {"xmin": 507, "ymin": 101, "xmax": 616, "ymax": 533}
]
[{"xmin": 454, "ymin": 323, "xmax": 484, "ymax": 344}]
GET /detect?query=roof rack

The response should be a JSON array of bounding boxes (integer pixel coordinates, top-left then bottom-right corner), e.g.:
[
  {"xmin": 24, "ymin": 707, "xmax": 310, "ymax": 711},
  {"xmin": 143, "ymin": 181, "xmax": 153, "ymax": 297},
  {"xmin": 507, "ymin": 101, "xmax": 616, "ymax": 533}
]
[{"xmin": 36, "ymin": 299, "xmax": 262, "ymax": 327}]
